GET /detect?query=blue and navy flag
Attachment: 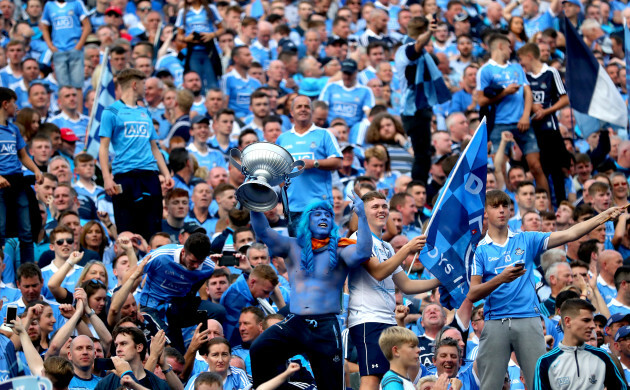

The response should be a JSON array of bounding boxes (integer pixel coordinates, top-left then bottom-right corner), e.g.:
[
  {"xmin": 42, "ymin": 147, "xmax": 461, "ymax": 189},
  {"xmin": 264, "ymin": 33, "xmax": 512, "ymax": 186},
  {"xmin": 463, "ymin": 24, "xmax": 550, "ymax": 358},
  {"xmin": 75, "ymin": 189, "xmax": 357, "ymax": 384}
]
[
  {"xmin": 417, "ymin": 119, "xmax": 488, "ymax": 309},
  {"xmin": 85, "ymin": 52, "xmax": 116, "ymax": 157},
  {"xmin": 563, "ymin": 16, "xmax": 627, "ymax": 134},
  {"xmin": 415, "ymin": 52, "xmax": 451, "ymax": 108}
]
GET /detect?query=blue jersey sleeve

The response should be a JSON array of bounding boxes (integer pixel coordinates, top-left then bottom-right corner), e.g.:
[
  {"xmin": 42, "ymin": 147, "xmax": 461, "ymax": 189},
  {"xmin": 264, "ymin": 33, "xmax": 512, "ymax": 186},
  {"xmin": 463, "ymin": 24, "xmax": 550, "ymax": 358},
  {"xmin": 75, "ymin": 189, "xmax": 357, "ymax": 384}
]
[
  {"xmin": 323, "ymin": 130, "xmax": 342, "ymax": 158},
  {"xmin": 175, "ymin": 9, "xmax": 184, "ymax": 29},
  {"xmin": 476, "ymin": 65, "xmax": 492, "ymax": 91},
  {"xmin": 525, "ymin": 232, "xmax": 550, "ymax": 260},
  {"xmin": 363, "ymin": 87, "xmax": 375, "ymax": 111},
  {"xmin": 15, "ymin": 127, "xmax": 26, "ymax": 151},
  {"xmin": 99, "ymin": 108, "xmax": 116, "ymax": 139},
  {"xmin": 471, "ymin": 248, "xmax": 486, "ymax": 277},
  {"xmin": 76, "ymin": 0, "xmax": 89, "ymax": 20},
  {"xmin": 41, "ymin": 3, "xmax": 51, "ymax": 25},
  {"xmin": 318, "ymin": 83, "xmax": 332, "ymax": 102}
]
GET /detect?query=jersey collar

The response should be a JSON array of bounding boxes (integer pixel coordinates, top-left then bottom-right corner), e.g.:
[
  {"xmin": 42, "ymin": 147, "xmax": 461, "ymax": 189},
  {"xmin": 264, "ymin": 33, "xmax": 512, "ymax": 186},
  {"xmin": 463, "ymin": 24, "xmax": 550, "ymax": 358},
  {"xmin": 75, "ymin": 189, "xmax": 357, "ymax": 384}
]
[
  {"xmin": 482, "ymin": 229, "xmax": 516, "ymax": 247},
  {"xmin": 289, "ymin": 123, "xmax": 321, "ymax": 137}
]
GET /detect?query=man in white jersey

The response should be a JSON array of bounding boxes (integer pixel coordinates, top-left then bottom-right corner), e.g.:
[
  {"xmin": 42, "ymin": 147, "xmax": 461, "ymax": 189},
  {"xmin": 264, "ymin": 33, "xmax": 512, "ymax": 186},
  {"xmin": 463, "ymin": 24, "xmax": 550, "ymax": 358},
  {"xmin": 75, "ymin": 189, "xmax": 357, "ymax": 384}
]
[{"xmin": 348, "ymin": 191, "xmax": 440, "ymax": 389}]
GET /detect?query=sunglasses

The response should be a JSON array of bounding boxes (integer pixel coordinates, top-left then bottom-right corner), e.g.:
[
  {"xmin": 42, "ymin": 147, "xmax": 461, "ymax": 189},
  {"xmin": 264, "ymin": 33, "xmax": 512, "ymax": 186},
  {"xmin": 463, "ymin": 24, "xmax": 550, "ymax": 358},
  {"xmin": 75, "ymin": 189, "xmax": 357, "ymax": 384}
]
[
  {"xmin": 138, "ymin": 7, "xmax": 151, "ymax": 11},
  {"xmin": 55, "ymin": 237, "xmax": 74, "ymax": 245},
  {"xmin": 89, "ymin": 278, "xmax": 105, "ymax": 285},
  {"xmin": 613, "ymin": 182, "xmax": 627, "ymax": 187}
]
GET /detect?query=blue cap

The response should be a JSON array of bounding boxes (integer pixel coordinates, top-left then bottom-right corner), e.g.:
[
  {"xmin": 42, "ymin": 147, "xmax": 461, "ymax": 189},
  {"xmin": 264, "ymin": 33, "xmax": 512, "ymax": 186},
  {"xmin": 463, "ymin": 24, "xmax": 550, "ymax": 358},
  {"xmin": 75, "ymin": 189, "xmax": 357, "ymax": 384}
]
[
  {"xmin": 562, "ymin": 0, "xmax": 581, "ymax": 6},
  {"xmin": 341, "ymin": 59, "xmax": 358, "ymax": 74},
  {"xmin": 605, "ymin": 313, "xmax": 630, "ymax": 331},
  {"xmin": 615, "ymin": 325, "xmax": 630, "ymax": 342},
  {"xmin": 278, "ymin": 38, "xmax": 297, "ymax": 53}
]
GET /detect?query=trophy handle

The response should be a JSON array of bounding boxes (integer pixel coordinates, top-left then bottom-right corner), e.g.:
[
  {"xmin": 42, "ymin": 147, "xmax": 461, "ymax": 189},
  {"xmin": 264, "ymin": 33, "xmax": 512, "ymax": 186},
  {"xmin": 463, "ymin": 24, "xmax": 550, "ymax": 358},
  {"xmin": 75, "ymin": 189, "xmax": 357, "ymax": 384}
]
[
  {"xmin": 229, "ymin": 148, "xmax": 243, "ymax": 172},
  {"xmin": 286, "ymin": 160, "xmax": 306, "ymax": 179}
]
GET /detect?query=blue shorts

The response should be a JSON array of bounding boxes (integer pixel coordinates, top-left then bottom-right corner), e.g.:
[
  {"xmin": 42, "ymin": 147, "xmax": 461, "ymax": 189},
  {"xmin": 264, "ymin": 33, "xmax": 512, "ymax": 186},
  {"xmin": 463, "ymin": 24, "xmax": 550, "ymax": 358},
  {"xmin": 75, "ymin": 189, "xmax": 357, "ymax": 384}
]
[
  {"xmin": 349, "ymin": 322, "xmax": 392, "ymax": 377},
  {"xmin": 490, "ymin": 123, "xmax": 540, "ymax": 155}
]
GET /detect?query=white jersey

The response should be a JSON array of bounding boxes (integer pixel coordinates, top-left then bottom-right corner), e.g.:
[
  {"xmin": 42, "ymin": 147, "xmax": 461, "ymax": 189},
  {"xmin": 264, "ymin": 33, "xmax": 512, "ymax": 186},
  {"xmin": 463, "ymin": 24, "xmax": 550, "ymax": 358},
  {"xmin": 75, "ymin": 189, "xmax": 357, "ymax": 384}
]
[{"xmin": 347, "ymin": 232, "xmax": 402, "ymax": 328}]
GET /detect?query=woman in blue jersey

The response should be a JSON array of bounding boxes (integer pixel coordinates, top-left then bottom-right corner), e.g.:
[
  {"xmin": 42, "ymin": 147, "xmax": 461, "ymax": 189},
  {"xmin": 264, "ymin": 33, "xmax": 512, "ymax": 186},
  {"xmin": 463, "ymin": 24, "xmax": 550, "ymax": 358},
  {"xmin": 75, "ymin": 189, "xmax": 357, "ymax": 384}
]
[
  {"xmin": 176, "ymin": 0, "xmax": 224, "ymax": 91},
  {"xmin": 508, "ymin": 16, "xmax": 528, "ymax": 51},
  {"xmin": 185, "ymin": 337, "xmax": 252, "ymax": 390},
  {"xmin": 366, "ymin": 113, "xmax": 415, "ymax": 176}
]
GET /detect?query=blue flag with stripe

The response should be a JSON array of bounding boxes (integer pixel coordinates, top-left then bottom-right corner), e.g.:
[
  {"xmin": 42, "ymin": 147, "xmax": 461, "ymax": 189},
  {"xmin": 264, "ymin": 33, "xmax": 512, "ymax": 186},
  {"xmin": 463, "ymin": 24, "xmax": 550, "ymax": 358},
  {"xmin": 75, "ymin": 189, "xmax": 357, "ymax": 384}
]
[
  {"xmin": 85, "ymin": 54, "xmax": 116, "ymax": 157},
  {"xmin": 417, "ymin": 119, "xmax": 488, "ymax": 309},
  {"xmin": 625, "ymin": 18, "xmax": 630, "ymax": 121}
]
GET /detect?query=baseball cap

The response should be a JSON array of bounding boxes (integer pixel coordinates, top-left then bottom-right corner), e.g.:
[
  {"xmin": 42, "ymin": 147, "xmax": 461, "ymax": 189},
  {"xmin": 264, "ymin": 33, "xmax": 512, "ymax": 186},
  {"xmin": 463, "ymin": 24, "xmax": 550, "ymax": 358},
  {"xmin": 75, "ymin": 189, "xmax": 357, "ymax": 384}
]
[
  {"xmin": 278, "ymin": 38, "xmax": 297, "ymax": 53},
  {"xmin": 341, "ymin": 59, "xmax": 358, "ymax": 74},
  {"xmin": 191, "ymin": 115, "xmax": 210, "ymax": 125},
  {"xmin": 454, "ymin": 12, "xmax": 469, "ymax": 22},
  {"xmin": 616, "ymin": 325, "xmax": 630, "ymax": 342},
  {"xmin": 105, "ymin": 6, "xmax": 123, "ymax": 15},
  {"xmin": 338, "ymin": 142, "xmax": 355, "ymax": 152},
  {"xmin": 238, "ymin": 242, "xmax": 253, "ymax": 254},
  {"xmin": 562, "ymin": 0, "xmax": 581, "ymax": 6},
  {"xmin": 181, "ymin": 222, "xmax": 206, "ymax": 235},
  {"xmin": 605, "ymin": 313, "xmax": 630, "ymax": 330},
  {"xmin": 594, "ymin": 313, "xmax": 608, "ymax": 325},
  {"xmin": 327, "ymin": 36, "xmax": 348, "ymax": 46},
  {"xmin": 60, "ymin": 128, "xmax": 79, "ymax": 142}
]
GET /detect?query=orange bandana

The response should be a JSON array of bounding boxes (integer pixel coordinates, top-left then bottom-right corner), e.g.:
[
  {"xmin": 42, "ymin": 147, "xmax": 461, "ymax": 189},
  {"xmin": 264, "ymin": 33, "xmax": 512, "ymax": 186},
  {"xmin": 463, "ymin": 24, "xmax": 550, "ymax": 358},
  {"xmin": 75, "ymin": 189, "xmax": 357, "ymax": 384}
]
[{"xmin": 311, "ymin": 237, "xmax": 357, "ymax": 251}]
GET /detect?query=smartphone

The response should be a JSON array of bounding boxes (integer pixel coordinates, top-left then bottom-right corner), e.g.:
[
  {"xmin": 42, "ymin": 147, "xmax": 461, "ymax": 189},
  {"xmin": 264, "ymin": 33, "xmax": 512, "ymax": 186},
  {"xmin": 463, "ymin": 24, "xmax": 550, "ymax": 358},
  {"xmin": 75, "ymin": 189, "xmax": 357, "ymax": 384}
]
[
  {"xmin": 6, "ymin": 306, "xmax": 17, "ymax": 327},
  {"xmin": 94, "ymin": 358, "xmax": 115, "ymax": 371},
  {"xmin": 197, "ymin": 311, "xmax": 208, "ymax": 332},
  {"xmin": 513, "ymin": 262, "xmax": 525, "ymax": 269},
  {"xmin": 220, "ymin": 251, "xmax": 239, "ymax": 267},
  {"xmin": 115, "ymin": 184, "xmax": 123, "ymax": 194},
  {"xmin": 193, "ymin": 31, "xmax": 201, "ymax": 41}
]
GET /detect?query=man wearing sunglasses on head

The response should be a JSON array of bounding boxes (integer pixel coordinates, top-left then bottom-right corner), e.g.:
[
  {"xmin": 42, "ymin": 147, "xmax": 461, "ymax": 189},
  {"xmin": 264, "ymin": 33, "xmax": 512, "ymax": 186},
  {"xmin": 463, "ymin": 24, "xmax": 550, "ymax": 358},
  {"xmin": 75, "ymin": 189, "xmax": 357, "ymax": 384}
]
[{"xmin": 40, "ymin": 225, "xmax": 83, "ymax": 300}]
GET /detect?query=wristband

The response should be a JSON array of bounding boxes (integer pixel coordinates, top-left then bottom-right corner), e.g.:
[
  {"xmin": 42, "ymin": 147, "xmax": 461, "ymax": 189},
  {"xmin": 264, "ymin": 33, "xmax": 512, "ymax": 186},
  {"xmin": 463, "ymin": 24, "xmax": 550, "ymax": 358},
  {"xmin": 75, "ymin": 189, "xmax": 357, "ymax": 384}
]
[
  {"xmin": 161, "ymin": 364, "xmax": 173, "ymax": 374},
  {"xmin": 120, "ymin": 370, "xmax": 133, "ymax": 378},
  {"xmin": 106, "ymin": 222, "xmax": 113, "ymax": 228},
  {"xmin": 87, "ymin": 309, "xmax": 96, "ymax": 317}
]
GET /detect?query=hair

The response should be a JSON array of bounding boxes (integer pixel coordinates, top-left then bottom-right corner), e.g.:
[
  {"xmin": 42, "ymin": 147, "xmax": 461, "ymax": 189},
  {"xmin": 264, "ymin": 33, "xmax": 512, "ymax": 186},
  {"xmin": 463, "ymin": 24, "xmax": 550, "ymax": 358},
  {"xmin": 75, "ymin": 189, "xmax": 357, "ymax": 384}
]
[
  {"xmin": 238, "ymin": 129, "xmax": 259, "ymax": 147},
  {"xmin": 295, "ymin": 201, "xmax": 340, "ymax": 274},
  {"xmin": 251, "ymin": 264, "xmax": 279, "ymax": 286},
  {"xmin": 545, "ymin": 261, "xmax": 569, "ymax": 285},
  {"xmin": 434, "ymin": 337, "xmax": 462, "ymax": 360},
  {"xmin": 517, "ymin": 42, "xmax": 541, "ymax": 59},
  {"xmin": 570, "ymin": 260, "xmax": 589, "ymax": 271},
  {"xmin": 184, "ymin": 232, "xmax": 211, "ymax": 263},
  {"xmin": 588, "ymin": 181, "xmax": 610, "ymax": 197},
  {"xmin": 0, "ymin": 86, "xmax": 17, "ymax": 105},
  {"xmin": 560, "ymin": 298, "xmax": 596, "ymax": 324},
  {"xmin": 485, "ymin": 190, "xmax": 511, "ymax": 207},
  {"xmin": 573, "ymin": 203, "xmax": 595, "ymax": 222},
  {"xmin": 540, "ymin": 248, "xmax": 567, "ymax": 274},
  {"xmin": 516, "ymin": 181, "xmax": 535, "ymax": 194},
  {"xmin": 365, "ymin": 113, "xmax": 405, "ymax": 144},
  {"xmin": 164, "ymin": 347, "xmax": 185, "ymax": 366},
  {"xmin": 116, "ymin": 68, "xmax": 147, "ymax": 88},
  {"xmin": 471, "ymin": 303, "xmax": 484, "ymax": 321},
  {"xmin": 614, "ymin": 266, "xmax": 630, "ymax": 290},
  {"xmin": 112, "ymin": 327, "xmax": 149, "ymax": 360},
  {"xmin": 262, "ymin": 313, "xmax": 284, "ymax": 330},
  {"xmin": 207, "ymin": 337, "xmax": 231, "ymax": 354},
  {"xmin": 16, "ymin": 107, "xmax": 39, "ymax": 141},
  {"xmin": 361, "ymin": 190, "xmax": 387, "ymax": 204},
  {"xmin": 17, "ymin": 262, "xmax": 43, "ymax": 284},
  {"xmin": 364, "ymin": 146, "xmax": 387, "ymax": 163},
  {"xmin": 50, "ymin": 225, "xmax": 74, "ymax": 243},
  {"xmin": 241, "ymin": 306, "xmax": 265, "ymax": 323},
  {"xmin": 390, "ymin": 192, "xmax": 412, "ymax": 211},
  {"xmin": 194, "ymin": 372, "xmax": 224, "ymax": 388},
  {"xmin": 540, "ymin": 211, "xmax": 556, "ymax": 221},
  {"xmin": 76, "ymin": 261, "xmax": 109, "ymax": 289},
  {"xmin": 214, "ymin": 108, "xmax": 235, "ymax": 122},
  {"xmin": 165, "ymin": 188, "xmax": 189, "ymax": 204},
  {"xmin": 575, "ymin": 153, "xmax": 591, "ymax": 165},
  {"xmin": 378, "ymin": 326, "xmax": 418, "ymax": 360},
  {"xmin": 169, "ymin": 148, "xmax": 190, "ymax": 173},
  {"xmin": 214, "ymin": 183, "xmax": 236, "ymax": 200},
  {"xmin": 79, "ymin": 220, "xmax": 107, "ymax": 255},
  {"xmin": 73, "ymin": 152, "xmax": 94, "ymax": 167},
  {"xmin": 407, "ymin": 16, "xmax": 429, "ymax": 39},
  {"xmin": 577, "ymin": 239, "xmax": 601, "ymax": 263},
  {"xmin": 80, "ymin": 278, "xmax": 108, "ymax": 302},
  {"xmin": 263, "ymin": 115, "xmax": 282, "ymax": 128},
  {"xmin": 43, "ymin": 356, "xmax": 74, "ymax": 389},
  {"xmin": 228, "ymin": 208, "xmax": 250, "ymax": 226},
  {"xmin": 555, "ymin": 289, "xmax": 580, "ymax": 313},
  {"xmin": 176, "ymin": 89, "xmax": 194, "ymax": 113},
  {"xmin": 210, "ymin": 268, "xmax": 231, "ymax": 283}
]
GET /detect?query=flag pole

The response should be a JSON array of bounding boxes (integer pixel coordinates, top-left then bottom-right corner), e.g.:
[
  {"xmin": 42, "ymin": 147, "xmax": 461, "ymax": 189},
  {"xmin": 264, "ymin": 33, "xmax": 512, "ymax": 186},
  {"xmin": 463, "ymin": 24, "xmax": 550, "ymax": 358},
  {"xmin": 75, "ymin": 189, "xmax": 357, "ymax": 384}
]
[
  {"xmin": 84, "ymin": 47, "xmax": 110, "ymax": 154},
  {"xmin": 406, "ymin": 117, "xmax": 487, "ymax": 275}
]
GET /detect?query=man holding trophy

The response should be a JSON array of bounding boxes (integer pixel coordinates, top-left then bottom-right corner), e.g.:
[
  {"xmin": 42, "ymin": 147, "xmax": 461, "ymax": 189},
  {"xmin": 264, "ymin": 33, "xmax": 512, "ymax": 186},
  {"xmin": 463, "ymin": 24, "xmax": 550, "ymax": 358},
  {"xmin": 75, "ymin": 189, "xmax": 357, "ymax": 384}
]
[{"xmin": 228, "ymin": 95, "xmax": 372, "ymax": 389}]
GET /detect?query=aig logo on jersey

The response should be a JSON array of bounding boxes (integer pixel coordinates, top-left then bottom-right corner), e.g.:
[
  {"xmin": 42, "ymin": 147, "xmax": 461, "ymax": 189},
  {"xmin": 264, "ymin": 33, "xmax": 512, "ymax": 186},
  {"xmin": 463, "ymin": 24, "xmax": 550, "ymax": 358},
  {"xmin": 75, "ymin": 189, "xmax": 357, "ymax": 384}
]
[
  {"xmin": 124, "ymin": 121, "xmax": 150, "ymax": 138},
  {"xmin": 0, "ymin": 140, "xmax": 16, "ymax": 155},
  {"xmin": 54, "ymin": 16, "xmax": 74, "ymax": 29}
]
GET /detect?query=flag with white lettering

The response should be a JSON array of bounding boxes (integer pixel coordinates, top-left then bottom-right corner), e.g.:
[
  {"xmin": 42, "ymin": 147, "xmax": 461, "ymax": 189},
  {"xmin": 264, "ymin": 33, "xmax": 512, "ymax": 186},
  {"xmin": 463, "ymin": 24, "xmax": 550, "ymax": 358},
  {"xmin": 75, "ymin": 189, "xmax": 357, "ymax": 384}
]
[
  {"xmin": 85, "ymin": 51, "xmax": 116, "ymax": 157},
  {"xmin": 418, "ymin": 119, "xmax": 487, "ymax": 308}
]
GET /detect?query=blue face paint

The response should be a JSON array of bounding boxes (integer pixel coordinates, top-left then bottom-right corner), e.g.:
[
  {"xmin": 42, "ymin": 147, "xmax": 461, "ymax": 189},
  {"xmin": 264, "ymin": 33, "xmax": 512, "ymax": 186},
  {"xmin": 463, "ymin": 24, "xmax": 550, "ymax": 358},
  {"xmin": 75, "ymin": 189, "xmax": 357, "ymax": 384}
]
[{"xmin": 309, "ymin": 208, "xmax": 333, "ymax": 239}]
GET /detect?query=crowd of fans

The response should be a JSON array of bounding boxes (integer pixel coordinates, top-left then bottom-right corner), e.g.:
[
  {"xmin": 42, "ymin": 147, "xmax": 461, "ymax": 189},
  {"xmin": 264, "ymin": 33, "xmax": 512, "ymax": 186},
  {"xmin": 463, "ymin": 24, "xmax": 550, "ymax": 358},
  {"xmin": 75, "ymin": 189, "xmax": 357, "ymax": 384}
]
[{"xmin": 1, "ymin": 0, "xmax": 630, "ymax": 388}]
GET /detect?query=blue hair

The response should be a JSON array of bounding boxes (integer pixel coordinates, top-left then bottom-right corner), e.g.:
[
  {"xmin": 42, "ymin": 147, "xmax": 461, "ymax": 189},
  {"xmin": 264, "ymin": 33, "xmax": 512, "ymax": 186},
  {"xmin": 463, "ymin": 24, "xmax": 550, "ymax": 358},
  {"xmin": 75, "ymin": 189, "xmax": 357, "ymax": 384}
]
[{"xmin": 296, "ymin": 200, "xmax": 340, "ymax": 274}]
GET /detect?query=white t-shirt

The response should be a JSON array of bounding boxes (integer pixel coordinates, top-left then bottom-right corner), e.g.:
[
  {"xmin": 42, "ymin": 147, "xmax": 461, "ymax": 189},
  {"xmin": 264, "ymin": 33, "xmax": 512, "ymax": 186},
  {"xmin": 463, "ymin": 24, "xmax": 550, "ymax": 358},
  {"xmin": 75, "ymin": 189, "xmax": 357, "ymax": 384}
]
[{"xmin": 347, "ymin": 232, "xmax": 402, "ymax": 328}]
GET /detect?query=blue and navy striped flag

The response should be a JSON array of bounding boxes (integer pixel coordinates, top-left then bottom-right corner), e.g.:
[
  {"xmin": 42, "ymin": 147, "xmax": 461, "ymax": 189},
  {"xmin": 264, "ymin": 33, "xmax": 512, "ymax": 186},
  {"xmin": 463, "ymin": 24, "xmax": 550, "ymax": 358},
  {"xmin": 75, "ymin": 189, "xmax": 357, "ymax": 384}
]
[
  {"xmin": 85, "ymin": 53, "xmax": 116, "ymax": 157},
  {"xmin": 417, "ymin": 119, "xmax": 488, "ymax": 308},
  {"xmin": 625, "ymin": 18, "xmax": 630, "ymax": 121},
  {"xmin": 563, "ymin": 16, "xmax": 627, "ymax": 132}
]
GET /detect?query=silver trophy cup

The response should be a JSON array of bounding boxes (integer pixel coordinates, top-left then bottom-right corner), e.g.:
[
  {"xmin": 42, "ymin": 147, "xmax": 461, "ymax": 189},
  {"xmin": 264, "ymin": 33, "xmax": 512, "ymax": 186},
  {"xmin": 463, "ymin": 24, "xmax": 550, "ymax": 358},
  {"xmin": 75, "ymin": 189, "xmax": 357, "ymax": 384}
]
[{"xmin": 229, "ymin": 142, "xmax": 305, "ymax": 212}]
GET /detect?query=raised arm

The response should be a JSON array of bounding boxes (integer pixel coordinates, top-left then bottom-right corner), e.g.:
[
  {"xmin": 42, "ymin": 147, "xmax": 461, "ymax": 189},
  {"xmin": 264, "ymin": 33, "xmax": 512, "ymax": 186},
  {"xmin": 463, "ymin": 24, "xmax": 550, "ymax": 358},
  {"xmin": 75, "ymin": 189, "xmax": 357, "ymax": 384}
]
[
  {"xmin": 548, "ymin": 207, "xmax": 624, "ymax": 248},
  {"xmin": 363, "ymin": 235, "xmax": 426, "ymax": 281},
  {"xmin": 109, "ymin": 257, "xmax": 148, "ymax": 327},
  {"xmin": 48, "ymin": 251, "xmax": 83, "ymax": 302},
  {"xmin": 12, "ymin": 317, "xmax": 44, "ymax": 376},
  {"xmin": 341, "ymin": 192, "xmax": 373, "ymax": 268},
  {"xmin": 45, "ymin": 300, "xmax": 85, "ymax": 358},
  {"xmin": 251, "ymin": 211, "xmax": 292, "ymax": 259}
]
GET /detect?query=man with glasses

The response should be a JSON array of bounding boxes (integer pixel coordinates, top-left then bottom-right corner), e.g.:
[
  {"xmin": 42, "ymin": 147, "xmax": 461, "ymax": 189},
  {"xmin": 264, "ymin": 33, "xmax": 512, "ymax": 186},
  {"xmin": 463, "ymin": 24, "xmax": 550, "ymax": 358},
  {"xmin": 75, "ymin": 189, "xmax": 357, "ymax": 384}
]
[{"xmin": 40, "ymin": 226, "xmax": 83, "ymax": 300}]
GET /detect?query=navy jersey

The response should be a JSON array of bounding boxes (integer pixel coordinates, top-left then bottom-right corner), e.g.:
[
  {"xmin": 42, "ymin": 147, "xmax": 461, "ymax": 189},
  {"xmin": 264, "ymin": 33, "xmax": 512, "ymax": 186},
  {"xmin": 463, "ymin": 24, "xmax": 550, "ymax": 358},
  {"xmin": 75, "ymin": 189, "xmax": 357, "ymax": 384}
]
[{"xmin": 526, "ymin": 63, "xmax": 566, "ymax": 130}]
